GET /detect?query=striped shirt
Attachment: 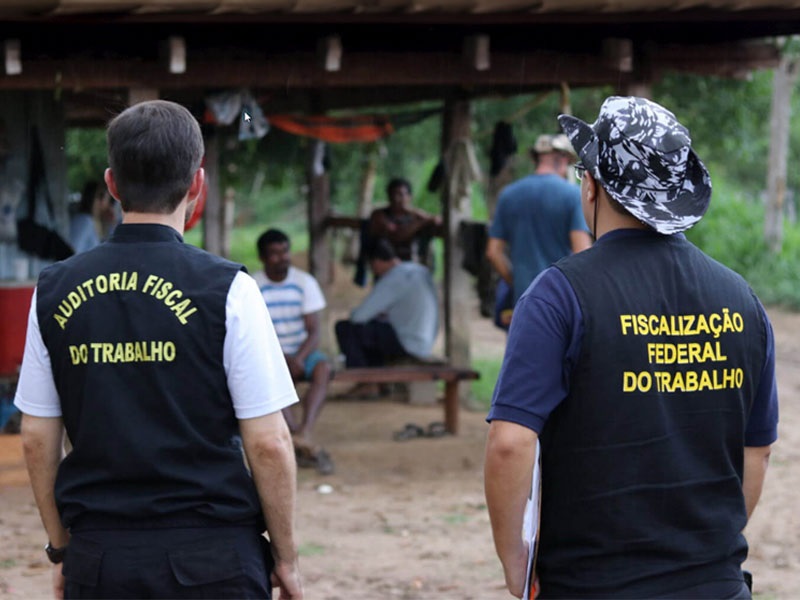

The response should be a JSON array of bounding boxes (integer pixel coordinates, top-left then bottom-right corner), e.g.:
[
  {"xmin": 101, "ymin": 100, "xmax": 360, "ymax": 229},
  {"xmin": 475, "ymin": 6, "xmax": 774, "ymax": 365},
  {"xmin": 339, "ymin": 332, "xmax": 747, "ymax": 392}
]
[{"xmin": 253, "ymin": 266, "xmax": 326, "ymax": 354}]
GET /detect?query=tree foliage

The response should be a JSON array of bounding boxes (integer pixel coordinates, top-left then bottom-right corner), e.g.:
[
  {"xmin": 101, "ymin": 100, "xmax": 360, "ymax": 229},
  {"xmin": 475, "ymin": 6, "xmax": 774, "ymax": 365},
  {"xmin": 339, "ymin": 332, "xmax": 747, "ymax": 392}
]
[{"xmin": 652, "ymin": 72, "xmax": 774, "ymax": 195}]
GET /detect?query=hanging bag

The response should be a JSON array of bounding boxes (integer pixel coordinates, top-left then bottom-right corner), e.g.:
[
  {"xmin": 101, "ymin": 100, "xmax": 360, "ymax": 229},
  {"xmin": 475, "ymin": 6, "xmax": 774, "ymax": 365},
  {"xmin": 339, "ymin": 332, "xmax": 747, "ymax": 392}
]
[{"xmin": 16, "ymin": 126, "xmax": 74, "ymax": 261}]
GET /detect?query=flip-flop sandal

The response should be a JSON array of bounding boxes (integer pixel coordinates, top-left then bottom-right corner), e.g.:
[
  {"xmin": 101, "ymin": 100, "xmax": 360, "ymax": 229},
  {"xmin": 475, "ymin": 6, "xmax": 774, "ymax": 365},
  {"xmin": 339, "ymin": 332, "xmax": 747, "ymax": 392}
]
[
  {"xmin": 392, "ymin": 423, "xmax": 425, "ymax": 441},
  {"xmin": 425, "ymin": 421, "xmax": 448, "ymax": 438},
  {"xmin": 315, "ymin": 448, "xmax": 335, "ymax": 476}
]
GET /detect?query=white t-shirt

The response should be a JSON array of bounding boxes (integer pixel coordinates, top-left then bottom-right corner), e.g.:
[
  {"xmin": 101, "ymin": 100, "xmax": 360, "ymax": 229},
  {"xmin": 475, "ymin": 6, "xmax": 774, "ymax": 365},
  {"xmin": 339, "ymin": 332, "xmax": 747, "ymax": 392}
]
[
  {"xmin": 14, "ymin": 271, "xmax": 298, "ymax": 420},
  {"xmin": 252, "ymin": 266, "xmax": 326, "ymax": 355}
]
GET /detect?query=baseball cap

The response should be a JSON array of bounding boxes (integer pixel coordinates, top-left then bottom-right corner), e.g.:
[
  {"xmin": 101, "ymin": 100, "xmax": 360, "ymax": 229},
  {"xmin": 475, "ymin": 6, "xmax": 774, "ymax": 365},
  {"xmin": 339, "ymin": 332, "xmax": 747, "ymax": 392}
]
[
  {"xmin": 558, "ymin": 96, "xmax": 712, "ymax": 235},
  {"xmin": 531, "ymin": 133, "xmax": 578, "ymax": 160}
]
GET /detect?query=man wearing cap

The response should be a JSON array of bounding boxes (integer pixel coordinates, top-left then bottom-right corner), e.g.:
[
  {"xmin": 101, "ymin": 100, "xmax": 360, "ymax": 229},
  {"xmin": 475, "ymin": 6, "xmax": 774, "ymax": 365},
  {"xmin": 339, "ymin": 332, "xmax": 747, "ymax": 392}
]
[
  {"xmin": 485, "ymin": 97, "xmax": 777, "ymax": 599},
  {"xmin": 14, "ymin": 101, "xmax": 303, "ymax": 598},
  {"xmin": 486, "ymin": 133, "xmax": 592, "ymax": 312}
]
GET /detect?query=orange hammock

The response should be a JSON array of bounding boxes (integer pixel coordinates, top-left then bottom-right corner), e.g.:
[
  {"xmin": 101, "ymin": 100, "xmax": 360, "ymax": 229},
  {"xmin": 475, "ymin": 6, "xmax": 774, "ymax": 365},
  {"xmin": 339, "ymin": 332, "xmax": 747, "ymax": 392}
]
[{"xmin": 267, "ymin": 113, "xmax": 394, "ymax": 143}]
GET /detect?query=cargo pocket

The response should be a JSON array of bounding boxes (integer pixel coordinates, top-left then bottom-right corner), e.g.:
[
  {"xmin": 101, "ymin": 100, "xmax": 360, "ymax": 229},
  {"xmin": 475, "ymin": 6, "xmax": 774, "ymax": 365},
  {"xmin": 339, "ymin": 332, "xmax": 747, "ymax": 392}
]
[
  {"xmin": 62, "ymin": 538, "xmax": 103, "ymax": 588},
  {"xmin": 168, "ymin": 542, "xmax": 244, "ymax": 587}
]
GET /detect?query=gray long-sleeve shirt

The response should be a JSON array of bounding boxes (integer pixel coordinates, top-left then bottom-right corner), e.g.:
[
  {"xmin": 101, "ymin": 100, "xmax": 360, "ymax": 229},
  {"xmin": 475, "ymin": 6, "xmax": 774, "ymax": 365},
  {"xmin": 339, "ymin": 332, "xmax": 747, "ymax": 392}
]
[{"xmin": 351, "ymin": 262, "xmax": 439, "ymax": 358}]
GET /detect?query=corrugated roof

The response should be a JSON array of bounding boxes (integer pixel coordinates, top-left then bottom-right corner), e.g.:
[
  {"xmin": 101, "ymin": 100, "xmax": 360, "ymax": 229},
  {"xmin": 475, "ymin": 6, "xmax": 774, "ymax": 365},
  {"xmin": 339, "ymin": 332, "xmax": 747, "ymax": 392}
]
[{"xmin": 3, "ymin": 0, "xmax": 800, "ymax": 17}]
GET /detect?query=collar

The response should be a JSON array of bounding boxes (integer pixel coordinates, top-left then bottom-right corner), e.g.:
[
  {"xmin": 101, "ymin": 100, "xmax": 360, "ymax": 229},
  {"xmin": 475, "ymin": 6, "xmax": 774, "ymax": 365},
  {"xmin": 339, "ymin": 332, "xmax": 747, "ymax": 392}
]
[
  {"xmin": 594, "ymin": 228, "xmax": 685, "ymax": 245},
  {"xmin": 108, "ymin": 223, "xmax": 184, "ymax": 244}
]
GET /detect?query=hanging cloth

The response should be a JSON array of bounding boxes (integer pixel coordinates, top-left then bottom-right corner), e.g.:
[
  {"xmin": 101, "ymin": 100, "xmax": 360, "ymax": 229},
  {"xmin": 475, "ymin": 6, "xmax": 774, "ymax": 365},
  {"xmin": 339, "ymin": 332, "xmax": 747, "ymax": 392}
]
[{"xmin": 268, "ymin": 114, "xmax": 394, "ymax": 143}]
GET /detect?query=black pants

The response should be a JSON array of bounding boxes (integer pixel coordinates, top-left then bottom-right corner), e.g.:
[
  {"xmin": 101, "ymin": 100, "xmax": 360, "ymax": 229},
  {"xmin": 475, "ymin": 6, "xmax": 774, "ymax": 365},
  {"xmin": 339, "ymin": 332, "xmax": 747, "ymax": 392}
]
[
  {"xmin": 335, "ymin": 319, "xmax": 407, "ymax": 367},
  {"xmin": 63, "ymin": 526, "xmax": 272, "ymax": 599}
]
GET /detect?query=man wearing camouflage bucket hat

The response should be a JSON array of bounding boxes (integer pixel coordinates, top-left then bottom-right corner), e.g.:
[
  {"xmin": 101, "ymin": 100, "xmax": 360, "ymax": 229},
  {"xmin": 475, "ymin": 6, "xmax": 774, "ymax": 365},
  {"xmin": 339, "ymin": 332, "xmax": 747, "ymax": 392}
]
[{"xmin": 485, "ymin": 97, "xmax": 777, "ymax": 599}]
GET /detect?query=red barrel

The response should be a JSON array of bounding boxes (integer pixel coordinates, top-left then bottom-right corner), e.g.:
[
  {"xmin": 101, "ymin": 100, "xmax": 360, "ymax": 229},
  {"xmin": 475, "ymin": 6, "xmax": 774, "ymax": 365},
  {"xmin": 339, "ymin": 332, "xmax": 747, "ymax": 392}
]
[{"xmin": 0, "ymin": 282, "xmax": 35, "ymax": 378}]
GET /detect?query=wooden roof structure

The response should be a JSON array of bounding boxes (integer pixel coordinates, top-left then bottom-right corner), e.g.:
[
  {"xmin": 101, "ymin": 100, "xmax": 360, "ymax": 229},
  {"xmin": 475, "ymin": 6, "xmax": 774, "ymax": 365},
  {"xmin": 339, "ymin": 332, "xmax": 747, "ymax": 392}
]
[{"xmin": 1, "ymin": 0, "xmax": 798, "ymax": 121}]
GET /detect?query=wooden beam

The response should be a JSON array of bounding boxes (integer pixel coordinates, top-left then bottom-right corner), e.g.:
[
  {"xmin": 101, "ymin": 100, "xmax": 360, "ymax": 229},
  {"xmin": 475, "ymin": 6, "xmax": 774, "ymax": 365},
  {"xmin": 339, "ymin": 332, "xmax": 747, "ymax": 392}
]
[
  {"xmin": 318, "ymin": 35, "xmax": 342, "ymax": 72},
  {"xmin": 653, "ymin": 41, "xmax": 779, "ymax": 77},
  {"xmin": 167, "ymin": 35, "xmax": 186, "ymax": 74},
  {"xmin": 0, "ymin": 51, "xmax": 631, "ymax": 90},
  {"xmin": 464, "ymin": 34, "xmax": 490, "ymax": 71},
  {"xmin": 4, "ymin": 39, "xmax": 21, "ymax": 75}
]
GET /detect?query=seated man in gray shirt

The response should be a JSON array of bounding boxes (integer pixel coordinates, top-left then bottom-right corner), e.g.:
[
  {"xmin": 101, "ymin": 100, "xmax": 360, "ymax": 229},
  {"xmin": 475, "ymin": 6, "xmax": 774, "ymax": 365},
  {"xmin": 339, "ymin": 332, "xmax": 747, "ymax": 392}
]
[{"xmin": 335, "ymin": 238, "xmax": 439, "ymax": 372}]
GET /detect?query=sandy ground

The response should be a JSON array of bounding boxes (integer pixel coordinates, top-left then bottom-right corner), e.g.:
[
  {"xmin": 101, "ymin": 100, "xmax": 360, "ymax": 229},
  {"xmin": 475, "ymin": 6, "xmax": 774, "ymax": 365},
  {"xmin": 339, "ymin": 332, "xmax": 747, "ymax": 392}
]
[{"xmin": 1, "ymin": 304, "xmax": 798, "ymax": 599}]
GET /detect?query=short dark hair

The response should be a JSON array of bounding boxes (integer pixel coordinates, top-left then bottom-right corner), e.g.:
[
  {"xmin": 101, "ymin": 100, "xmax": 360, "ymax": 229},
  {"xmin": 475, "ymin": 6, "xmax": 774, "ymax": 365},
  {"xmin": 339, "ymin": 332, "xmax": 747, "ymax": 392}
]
[
  {"xmin": 257, "ymin": 228, "xmax": 290, "ymax": 256},
  {"xmin": 366, "ymin": 238, "xmax": 397, "ymax": 262},
  {"xmin": 386, "ymin": 177, "xmax": 412, "ymax": 198},
  {"xmin": 107, "ymin": 100, "xmax": 204, "ymax": 214}
]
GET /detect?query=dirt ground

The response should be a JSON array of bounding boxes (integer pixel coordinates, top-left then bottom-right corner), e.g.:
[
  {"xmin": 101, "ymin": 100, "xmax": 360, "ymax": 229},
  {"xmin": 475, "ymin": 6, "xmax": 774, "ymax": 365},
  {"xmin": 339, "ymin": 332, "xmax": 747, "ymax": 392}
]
[{"xmin": 1, "ymin": 302, "xmax": 798, "ymax": 599}]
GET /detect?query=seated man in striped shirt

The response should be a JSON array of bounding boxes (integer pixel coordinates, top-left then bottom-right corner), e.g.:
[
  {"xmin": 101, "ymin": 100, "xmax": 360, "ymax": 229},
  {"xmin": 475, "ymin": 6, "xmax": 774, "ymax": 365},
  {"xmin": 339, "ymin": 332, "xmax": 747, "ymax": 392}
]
[{"xmin": 254, "ymin": 228, "xmax": 333, "ymax": 475}]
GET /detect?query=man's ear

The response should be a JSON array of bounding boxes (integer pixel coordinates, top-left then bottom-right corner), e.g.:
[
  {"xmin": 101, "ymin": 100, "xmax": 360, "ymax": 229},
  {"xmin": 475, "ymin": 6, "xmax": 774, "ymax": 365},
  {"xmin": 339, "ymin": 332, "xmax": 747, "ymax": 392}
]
[
  {"xmin": 584, "ymin": 172, "xmax": 597, "ymax": 205},
  {"xmin": 104, "ymin": 168, "xmax": 121, "ymax": 202},
  {"xmin": 187, "ymin": 168, "xmax": 205, "ymax": 203}
]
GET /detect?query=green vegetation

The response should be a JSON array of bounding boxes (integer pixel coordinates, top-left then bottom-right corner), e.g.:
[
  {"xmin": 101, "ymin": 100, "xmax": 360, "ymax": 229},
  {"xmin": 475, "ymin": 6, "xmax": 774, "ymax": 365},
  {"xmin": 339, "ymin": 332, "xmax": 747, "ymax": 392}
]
[
  {"xmin": 441, "ymin": 512, "xmax": 470, "ymax": 525},
  {"xmin": 471, "ymin": 357, "xmax": 503, "ymax": 410},
  {"xmin": 687, "ymin": 175, "xmax": 800, "ymax": 308},
  {"xmin": 297, "ymin": 542, "xmax": 326, "ymax": 557}
]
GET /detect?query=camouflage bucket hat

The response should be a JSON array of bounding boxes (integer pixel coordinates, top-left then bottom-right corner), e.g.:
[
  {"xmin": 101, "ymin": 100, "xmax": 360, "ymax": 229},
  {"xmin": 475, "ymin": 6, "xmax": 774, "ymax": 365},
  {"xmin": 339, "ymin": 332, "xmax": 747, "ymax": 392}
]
[{"xmin": 558, "ymin": 96, "xmax": 711, "ymax": 235}]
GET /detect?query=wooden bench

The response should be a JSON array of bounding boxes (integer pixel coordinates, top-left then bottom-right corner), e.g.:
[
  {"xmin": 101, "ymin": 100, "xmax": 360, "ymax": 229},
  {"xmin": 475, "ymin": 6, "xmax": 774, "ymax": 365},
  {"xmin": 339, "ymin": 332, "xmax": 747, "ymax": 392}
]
[{"xmin": 331, "ymin": 365, "xmax": 480, "ymax": 435}]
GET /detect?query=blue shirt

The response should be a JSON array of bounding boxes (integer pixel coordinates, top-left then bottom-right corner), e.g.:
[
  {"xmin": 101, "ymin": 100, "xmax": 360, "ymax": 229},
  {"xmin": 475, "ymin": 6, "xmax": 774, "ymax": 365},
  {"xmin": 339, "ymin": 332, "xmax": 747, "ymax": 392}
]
[
  {"xmin": 489, "ymin": 173, "xmax": 588, "ymax": 304},
  {"xmin": 488, "ymin": 229, "xmax": 779, "ymax": 447},
  {"xmin": 351, "ymin": 262, "xmax": 439, "ymax": 358},
  {"xmin": 69, "ymin": 213, "xmax": 100, "ymax": 254}
]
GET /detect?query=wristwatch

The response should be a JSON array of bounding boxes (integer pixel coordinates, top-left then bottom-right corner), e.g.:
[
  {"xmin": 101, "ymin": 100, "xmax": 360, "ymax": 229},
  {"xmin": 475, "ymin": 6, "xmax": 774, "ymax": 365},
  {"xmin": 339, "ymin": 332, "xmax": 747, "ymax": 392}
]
[{"xmin": 44, "ymin": 542, "xmax": 67, "ymax": 564}]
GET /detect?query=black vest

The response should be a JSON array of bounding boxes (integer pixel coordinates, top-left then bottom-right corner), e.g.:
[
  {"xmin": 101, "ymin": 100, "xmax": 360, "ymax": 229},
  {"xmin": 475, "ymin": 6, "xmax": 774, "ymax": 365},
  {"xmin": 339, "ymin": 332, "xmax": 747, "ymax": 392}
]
[
  {"xmin": 36, "ymin": 224, "xmax": 261, "ymax": 529},
  {"xmin": 539, "ymin": 232, "xmax": 766, "ymax": 597}
]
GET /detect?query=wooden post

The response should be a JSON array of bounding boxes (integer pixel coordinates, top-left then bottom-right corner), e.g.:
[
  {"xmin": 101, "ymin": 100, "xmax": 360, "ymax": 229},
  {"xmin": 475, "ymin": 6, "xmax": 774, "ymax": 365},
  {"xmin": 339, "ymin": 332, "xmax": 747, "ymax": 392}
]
[
  {"xmin": 623, "ymin": 82, "xmax": 653, "ymax": 98},
  {"xmin": 221, "ymin": 186, "xmax": 235, "ymax": 259},
  {"xmin": 308, "ymin": 139, "xmax": 332, "ymax": 284},
  {"xmin": 619, "ymin": 43, "xmax": 652, "ymax": 98},
  {"xmin": 202, "ymin": 130, "xmax": 222, "ymax": 256},
  {"xmin": 441, "ymin": 98, "xmax": 473, "ymax": 381},
  {"xmin": 345, "ymin": 142, "xmax": 379, "ymax": 263},
  {"xmin": 765, "ymin": 53, "xmax": 798, "ymax": 253}
]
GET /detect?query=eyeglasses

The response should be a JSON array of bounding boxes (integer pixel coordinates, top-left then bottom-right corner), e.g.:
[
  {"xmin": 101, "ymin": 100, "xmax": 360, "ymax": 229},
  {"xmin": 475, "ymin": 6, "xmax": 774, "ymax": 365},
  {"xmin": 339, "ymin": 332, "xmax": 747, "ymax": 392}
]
[{"xmin": 573, "ymin": 164, "xmax": 586, "ymax": 182}]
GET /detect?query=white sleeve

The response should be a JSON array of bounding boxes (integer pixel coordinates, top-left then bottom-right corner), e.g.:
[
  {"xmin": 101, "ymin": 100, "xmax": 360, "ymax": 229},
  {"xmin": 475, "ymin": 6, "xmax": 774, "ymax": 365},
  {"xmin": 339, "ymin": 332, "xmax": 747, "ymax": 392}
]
[
  {"xmin": 301, "ymin": 271, "xmax": 326, "ymax": 315},
  {"xmin": 13, "ymin": 288, "xmax": 62, "ymax": 417},
  {"xmin": 224, "ymin": 271, "xmax": 299, "ymax": 420}
]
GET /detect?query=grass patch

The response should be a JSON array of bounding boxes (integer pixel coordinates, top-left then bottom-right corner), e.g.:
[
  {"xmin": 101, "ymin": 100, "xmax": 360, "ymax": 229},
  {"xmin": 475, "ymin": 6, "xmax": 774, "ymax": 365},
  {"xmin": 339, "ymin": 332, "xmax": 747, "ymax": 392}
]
[
  {"xmin": 471, "ymin": 357, "xmax": 502, "ymax": 410},
  {"xmin": 442, "ymin": 513, "xmax": 469, "ymax": 525},
  {"xmin": 297, "ymin": 542, "xmax": 326, "ymax": 557}
]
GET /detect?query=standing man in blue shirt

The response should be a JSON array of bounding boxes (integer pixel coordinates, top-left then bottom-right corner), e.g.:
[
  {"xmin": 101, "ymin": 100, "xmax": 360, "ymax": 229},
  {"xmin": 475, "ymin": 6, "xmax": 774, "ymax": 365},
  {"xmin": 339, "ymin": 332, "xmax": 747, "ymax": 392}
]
[
  {"xmin": 486, "ymin": 133, "xmax": 591, "ymax": 311},
  {"xmin": 485, "ymin": 97, "xmax": 778, "ymax": 599}
]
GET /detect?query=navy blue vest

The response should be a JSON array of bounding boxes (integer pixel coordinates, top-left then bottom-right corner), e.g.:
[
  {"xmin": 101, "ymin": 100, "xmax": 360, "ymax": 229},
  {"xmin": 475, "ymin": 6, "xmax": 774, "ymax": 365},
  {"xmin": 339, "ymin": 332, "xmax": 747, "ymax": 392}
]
[
  {"xmin": 36, "ymin": 224, "xmax": 261, "ymax": 529},
  {"xmin": 540, "ymin": 232, "xmax": 766, "ymax": 597}
]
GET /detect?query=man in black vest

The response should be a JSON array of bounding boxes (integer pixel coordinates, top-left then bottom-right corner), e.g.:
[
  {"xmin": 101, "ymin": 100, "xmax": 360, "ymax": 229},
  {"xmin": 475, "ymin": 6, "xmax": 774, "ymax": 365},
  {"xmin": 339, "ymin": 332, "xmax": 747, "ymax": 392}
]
[
  {"xmin": 485, "ymin": 96, "xmax": 778, "ymax": 599},
  {"xmin": 15, "ymin": 100, "xmax": 303, "ymax": 599}
]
